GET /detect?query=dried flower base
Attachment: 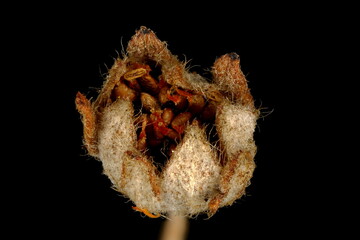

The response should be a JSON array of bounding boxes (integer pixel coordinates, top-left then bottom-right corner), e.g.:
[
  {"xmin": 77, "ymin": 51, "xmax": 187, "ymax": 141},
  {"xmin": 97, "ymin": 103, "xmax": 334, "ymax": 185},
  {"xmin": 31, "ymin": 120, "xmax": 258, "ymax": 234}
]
[{"xmin": 76, "ymin": 26, "xmax": 258, "ymax": 218}]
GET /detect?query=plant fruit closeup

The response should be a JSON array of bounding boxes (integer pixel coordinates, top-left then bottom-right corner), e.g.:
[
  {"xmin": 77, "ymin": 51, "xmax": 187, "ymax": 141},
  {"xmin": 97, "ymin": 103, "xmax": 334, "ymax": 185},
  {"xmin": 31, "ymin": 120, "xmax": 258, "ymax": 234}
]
[{"xmin": 76, "ymin": 26, "xmax": 259, "ymax": 218}]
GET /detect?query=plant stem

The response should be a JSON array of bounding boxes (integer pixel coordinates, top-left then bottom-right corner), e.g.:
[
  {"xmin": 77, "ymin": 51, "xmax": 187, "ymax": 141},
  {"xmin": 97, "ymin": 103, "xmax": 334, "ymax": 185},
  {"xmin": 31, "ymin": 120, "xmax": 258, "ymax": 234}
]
[{"xmin": 160, "ymin": 214, "xmax": 189, "ymax": 240}]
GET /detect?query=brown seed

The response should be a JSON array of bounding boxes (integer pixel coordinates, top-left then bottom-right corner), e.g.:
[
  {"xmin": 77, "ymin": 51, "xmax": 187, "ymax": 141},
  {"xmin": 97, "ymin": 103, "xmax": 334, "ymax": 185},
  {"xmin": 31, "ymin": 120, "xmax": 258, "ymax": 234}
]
[
  {"xmin": 171, "ymin": 112, "xmax": 192, "ymax": 134},
  {"xmin": 125, "ymin": 78, "xmax": 142, "ymax": 92},
  {"xmin": 137, "ymin": 114, "xmax": 148, "ymax": 151},
  {"xmin": 153, "ymin": 125, "xmax": 165, "ymax": 140},
  {"xmin": 139, "ymin": 74, "xmax": 159, "ymax": 94},
  {"xmin": 188, "ymin": 95, "xmax": 206, "ymax": 114},
  {"xmin": 162, "ymin": 108, "xmax": 174, "ymax": 126},
  {"xmin": 199, "ymin": 101, "xmax": 217, "ymax": 122},
  {"xmin": 149, "ymin": 111, "xmax": 166, "ymax": 140},
  {"xmin": 165, "ymin": 128, "xmax": 180, "ymax": 140},
  {"xmin": 140, "ymin": 92, "xmax": 160, "ymax": 113},
  {"xmin": 158, "ymin": 86, "xmax": 170, "ymax": 105},
  {"xmin": 123, "ymin": 68, "xmax": 147, "ymax": 80},
  {"xmin": 112, "ymin": 82, "xmax": 137, "ymax": 101}
]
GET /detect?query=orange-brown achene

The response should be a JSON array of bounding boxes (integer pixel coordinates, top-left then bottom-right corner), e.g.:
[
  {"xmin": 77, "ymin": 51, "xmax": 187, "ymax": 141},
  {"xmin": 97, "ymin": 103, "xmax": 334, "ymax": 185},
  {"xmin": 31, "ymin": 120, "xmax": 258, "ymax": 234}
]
[{"xmin": 76, "ymin": 26, "xmax": 259, "ymax": 218}]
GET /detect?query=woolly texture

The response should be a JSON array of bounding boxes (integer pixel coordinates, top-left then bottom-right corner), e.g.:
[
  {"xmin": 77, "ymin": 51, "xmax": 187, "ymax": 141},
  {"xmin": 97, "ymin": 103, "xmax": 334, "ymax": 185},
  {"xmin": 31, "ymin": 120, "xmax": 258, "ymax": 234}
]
[
  {"xmin": 97, "ymin": 100, "xmax": 136, "ymax": 187},
  {"xmin": 217, "ymin": 101, "xmax": 257, "ymax": 158},
  {"xmin": 162, "ymin": 122, "xmax": 221, "ymax": 215},
  {"xmin": 75, "ymin": 26, "xmax": 259, "ymax": 218}
]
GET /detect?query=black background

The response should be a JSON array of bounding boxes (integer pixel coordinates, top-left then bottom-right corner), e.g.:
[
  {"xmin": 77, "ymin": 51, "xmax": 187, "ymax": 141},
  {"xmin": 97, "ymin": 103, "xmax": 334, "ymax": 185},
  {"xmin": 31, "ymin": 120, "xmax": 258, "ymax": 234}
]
[{"xmin": 16, "ymin": 4, "xmax": 342, "ymax": 239}]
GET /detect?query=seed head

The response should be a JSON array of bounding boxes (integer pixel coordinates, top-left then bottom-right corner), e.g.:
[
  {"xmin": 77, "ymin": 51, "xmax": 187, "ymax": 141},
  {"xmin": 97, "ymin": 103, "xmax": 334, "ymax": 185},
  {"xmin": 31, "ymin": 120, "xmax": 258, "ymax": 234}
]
[{"xmin": 76, "ymin": 26, "xmax": 259, "ymax": 218}]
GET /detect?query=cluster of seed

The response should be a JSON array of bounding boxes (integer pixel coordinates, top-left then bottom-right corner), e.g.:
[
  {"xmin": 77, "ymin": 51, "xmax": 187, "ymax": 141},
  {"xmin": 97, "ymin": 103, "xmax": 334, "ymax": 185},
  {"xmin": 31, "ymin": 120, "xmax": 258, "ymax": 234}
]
[{"xmin": 111, "ymin": 62, "xmax": 218, "ymax": 165}]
